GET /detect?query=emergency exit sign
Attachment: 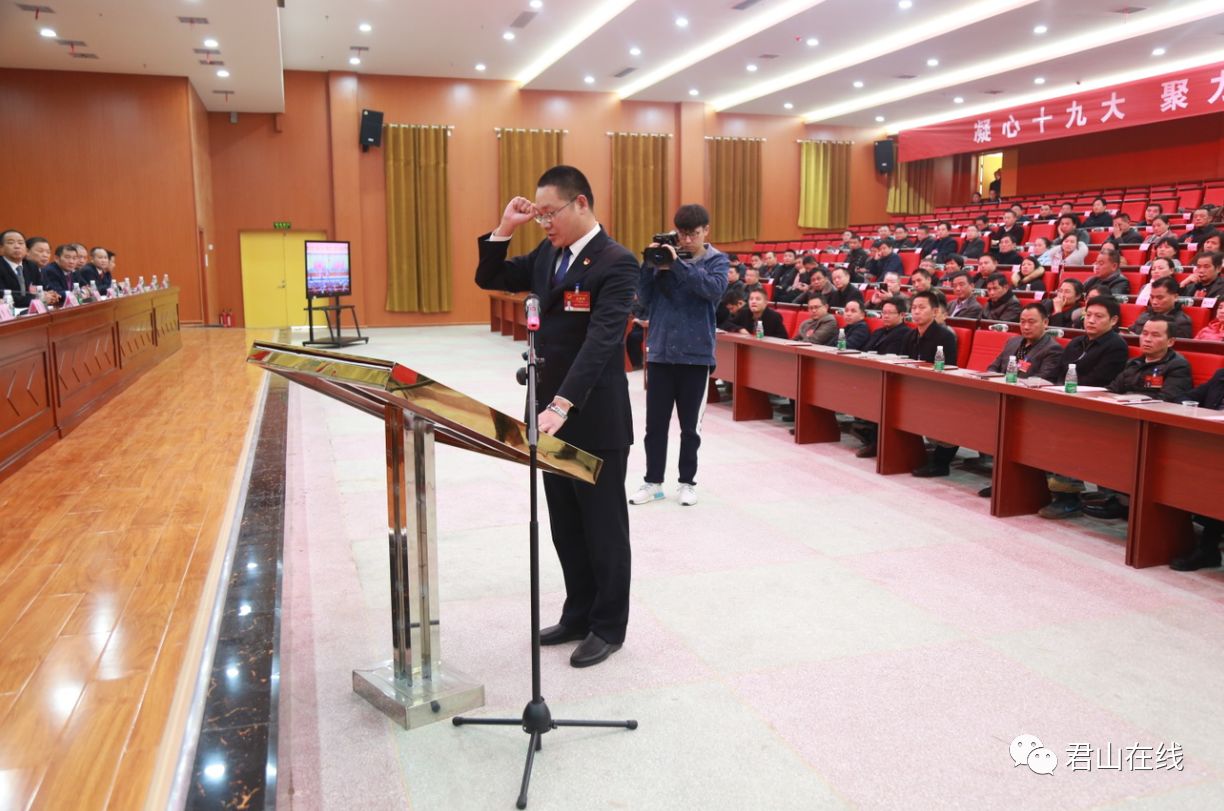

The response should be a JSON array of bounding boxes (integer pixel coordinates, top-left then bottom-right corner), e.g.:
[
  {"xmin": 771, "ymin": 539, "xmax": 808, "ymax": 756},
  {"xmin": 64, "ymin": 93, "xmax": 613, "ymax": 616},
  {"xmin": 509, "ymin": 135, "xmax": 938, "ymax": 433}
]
[{"xmin": 273, "ymin": 221, "xmax": 292, "ymax": 230}]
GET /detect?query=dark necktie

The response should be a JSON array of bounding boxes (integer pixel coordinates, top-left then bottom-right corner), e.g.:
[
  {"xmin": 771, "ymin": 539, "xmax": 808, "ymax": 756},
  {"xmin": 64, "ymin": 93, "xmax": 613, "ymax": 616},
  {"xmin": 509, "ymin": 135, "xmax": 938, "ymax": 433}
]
[
  {"xmin": 553, "ymin": 247, "xmax": 571, "ymax": 286},
  {"xmin": 13, "ymin": 263, "xmax": 25, "ymax": 291}
]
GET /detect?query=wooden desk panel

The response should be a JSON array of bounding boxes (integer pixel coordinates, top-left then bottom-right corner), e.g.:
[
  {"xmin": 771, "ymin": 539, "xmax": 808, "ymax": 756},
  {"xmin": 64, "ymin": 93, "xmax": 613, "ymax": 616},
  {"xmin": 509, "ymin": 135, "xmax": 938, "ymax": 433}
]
[
  {"xmin": 714, "ymin": 337, "xmax": 736, "ymax": 384},
  {"xmin": 0, "ymin": 325, "xmax": 56, "ymax": 479},
  {"xmin": 51, "ymin": 309, "xmax": 121, "ymax": 432},
  {"xmin": 887, "ymin": 372, "xmax": 1001, "ymax": 453},
  {"xmin": 795, "ymin": 354, "xmax": 883, "ymax": 444},
  {"xmin": 733, "ymin": 340, "xmax": 797, "ymax": 421}
]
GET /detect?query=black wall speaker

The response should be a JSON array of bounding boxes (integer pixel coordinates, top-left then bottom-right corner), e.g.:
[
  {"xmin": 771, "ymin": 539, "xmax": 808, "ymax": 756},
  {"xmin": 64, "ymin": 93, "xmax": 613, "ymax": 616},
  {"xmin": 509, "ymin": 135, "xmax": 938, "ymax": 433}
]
[
  {"xmin": 360, "ymin": 109, "xmax": 384, "ymax": 151},
  {"xmin": 874, "ymin": 139, "xmax": 896, "ymax": 174}
]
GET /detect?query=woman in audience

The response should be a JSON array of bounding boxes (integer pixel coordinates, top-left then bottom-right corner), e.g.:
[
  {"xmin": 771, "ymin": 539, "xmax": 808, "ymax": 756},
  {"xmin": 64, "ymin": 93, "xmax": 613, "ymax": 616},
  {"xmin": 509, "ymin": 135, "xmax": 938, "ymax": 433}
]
[
  {"xmin": 1194, "ymin": 300, "xmax": 1224, "ymax": 342},
  {"xmin": 1148, "ymin": 214, "xmax": 1175, "ymax": 244},
  {"xmin": 1050, "ymin": 233, "xmax": 1088, "ymax": 267},
  {"xmin": 1202, "ymin": 233, "xmax": 1222, "ymax": 254},
  {"xmin": 1135, "ymin": 256, "xmax": 1177, "ymax": 305},
  {"xmin": 1152, "ymin": 236, "xmax": 1183, "ymax": 270},
  {"xmin": 1045, "ymin": 278, "xmax": 1084, "ymax": 329},
  {"xmin": 1032, "ymin": 236, "xmax": 1055, "ymax": 266},
  {"xmin": 1012, "ymin": 255, "xmax": 1046, "ymax": 292}
]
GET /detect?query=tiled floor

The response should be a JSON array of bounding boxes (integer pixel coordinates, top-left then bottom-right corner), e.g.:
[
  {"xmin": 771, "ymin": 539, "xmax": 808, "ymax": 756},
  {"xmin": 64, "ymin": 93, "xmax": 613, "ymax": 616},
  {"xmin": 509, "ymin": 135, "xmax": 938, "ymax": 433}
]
[{"xmin": 278, "ymin": 325, "xmax": 1224, "ymax": 810}]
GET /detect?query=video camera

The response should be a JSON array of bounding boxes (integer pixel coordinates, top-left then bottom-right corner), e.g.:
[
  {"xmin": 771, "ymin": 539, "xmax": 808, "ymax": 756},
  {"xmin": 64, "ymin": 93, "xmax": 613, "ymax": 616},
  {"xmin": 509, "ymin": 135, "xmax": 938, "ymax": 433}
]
[{"xmin": 642, "ymin": 231, "xmax": 693, "ymax": 267}]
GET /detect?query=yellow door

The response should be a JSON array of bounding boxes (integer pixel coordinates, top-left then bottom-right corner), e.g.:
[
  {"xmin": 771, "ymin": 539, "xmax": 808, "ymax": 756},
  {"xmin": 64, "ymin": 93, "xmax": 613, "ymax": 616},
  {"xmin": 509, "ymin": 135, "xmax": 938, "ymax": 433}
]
[
  {"xmin": 978, "ymin": 152, "xmax": 1003, "ymax": 196},
  {"xmin": 240, "ymin": 231, "xmax": 327, "ymax": 328}
]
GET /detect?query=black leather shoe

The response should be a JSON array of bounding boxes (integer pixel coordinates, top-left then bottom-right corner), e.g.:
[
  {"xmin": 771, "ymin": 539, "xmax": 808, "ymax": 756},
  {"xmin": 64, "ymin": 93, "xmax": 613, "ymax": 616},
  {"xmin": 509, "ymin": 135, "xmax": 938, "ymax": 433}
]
[
  {"xmin": 912, "ymin": 462, "xmax": 950, "ymax": 477},
  {"xmin": 978, "ymin": 485, "xmax": 993, "ymax": 498},
  {"xmin": 570, "ymin": 633, "xmax": 621, "ymax": 668},
  {"xmin": 1082, "ymin": 497, "xmax": 1127, "ymax": 519},
  {"xmin": 539, "ymin": 624, "xmax": 587, "ymax": 646},
  {"xmin": 855, "ymin": 443, "xmax": 877, "ymax": 458},
  {"xmin": 1170, "ymin": 547, "xmax": 1223, "ymax": 572}
]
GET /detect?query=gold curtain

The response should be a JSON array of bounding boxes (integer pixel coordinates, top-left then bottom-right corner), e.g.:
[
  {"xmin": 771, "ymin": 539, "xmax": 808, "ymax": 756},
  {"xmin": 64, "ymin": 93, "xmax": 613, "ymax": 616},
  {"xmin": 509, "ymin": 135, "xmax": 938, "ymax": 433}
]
[
  {"xmin": 498, "ymin": 129, "xmax": 564, "ymax": 258},
  {"xmin": 798, "ymin": 140, "xmax": 851, "ymax": 230},
  {"xmin": 887, "ymin": 158, "xmax": 937, "ymax": 215},
  {"xmin": 707, "ymin": 137, "xmax": 761, "ymax": 244},
  {"xmin": 384, "ymin": 125, "xmax": 452, "ymax": 313},
  {"xmin": 611, "ymin": 133, "xmax": 670, "ymax": 253}
]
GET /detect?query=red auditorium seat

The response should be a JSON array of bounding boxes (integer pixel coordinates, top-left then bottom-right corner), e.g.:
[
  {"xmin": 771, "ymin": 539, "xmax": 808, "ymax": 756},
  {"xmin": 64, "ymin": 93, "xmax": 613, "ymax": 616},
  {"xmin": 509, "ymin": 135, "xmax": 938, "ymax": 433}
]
[
  {"xmin": 779, "ymin": 308, "xmax": 802, "ymax": 338},
  {"xmin": 1028, "ymin": 222, "xmax": 1055, "ymax": 243},
  {"xmin": 763, "ymin": 280, "xmax": 775, "ymax": 300},
  {"xmin": 950, "ymin": 326, "xmax": 973, "ymax": 368},
  {"xmin": 1178, "ymin": 187, "xmax": 1205, "ymax": 210},
  {"xmin": 1204, "ymin": 186, "xmax": 1224, "ymax": 208},
  {"xmin": 898, "ymin": 251, "xmax": 920, "ymax": 275},
  {"xmin": 966, "ymin": 328, "xmax": 1013, "ymax": 371},
  {"xmin": 1119, "ymin": 303, "xmax": 1145, "ymax": 329},
  {"xmin": 1185, "ymin": 351, "xmax": 1224, "ymax": 386},
  {"xmin": 1186, "ymin": 305, "xmax": 1212, "ymax": 335},
  {"xmin": 1119, "ymin": 201, "xmax": 1147, "ymax": 221},
  {"xmin": 1120, "ymin": 247, "xmax": 1144, "ymax": 265}
]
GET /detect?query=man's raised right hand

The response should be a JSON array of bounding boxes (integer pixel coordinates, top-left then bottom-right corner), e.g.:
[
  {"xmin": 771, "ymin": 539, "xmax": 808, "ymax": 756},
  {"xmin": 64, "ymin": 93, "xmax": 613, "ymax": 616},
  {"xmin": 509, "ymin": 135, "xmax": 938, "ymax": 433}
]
[{"xmin": 496, "ymin": 196, "xmax": 537, "ymax": 237}]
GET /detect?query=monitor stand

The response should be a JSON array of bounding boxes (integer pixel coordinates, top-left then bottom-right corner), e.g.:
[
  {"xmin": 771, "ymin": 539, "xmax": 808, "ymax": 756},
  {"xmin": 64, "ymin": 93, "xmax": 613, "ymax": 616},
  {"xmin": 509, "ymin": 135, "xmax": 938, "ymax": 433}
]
[{"xmin": 304, "ymin": 296, "xmax": 369, "ymax": 348}]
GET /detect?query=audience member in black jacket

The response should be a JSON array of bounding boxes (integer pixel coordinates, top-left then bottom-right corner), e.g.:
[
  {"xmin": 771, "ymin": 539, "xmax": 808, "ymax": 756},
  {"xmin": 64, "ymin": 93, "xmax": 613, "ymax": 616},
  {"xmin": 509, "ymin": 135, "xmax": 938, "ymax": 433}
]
[
  {"xmin": 1, "ymin": 229, "xmax": 40, "ymax": 307},
  {"xmin": 907, "ymin": 291, "xmax": 963, "ymax": 477},
  {"xmin": 1082, "ymin": 252, "xmax": 1131, "ymax": 298},
  {"xmin": 1053, "ymin": 297, "xmax": 1129, "ymax": 387},
  {"xmin": 990, "ymin": 234, "xmax": 1023, "ymax": 267},
  {"xmin": 960, "ymin": 225, "xmax": 985, "ymax": 260},
  {"xmin": 992, "ymin": 211, "xmax": 1025, "ymax": 247},
  {"xmin": 1081, "ymin": 197, "xmax": 1114, "ymax": 230},
  {"xmin": 744, "ymin": 288, "xmax": 788, "ymax": 338},
  {"xmin": 1104, "ymin": 214, "xmax": 1143, "ymax": 248},
  {"xmin": 1182, "ymin": 208, "xmax": 1219, "ymax": 246},
  {"xmin": 864, "ymin": 240, "xmax": 903, "ymax": 281},
  {"xmin": 826, "ymin": 268, "xmax": 864, "ymax": 309},
  {"xmin": 841, "ymin": 301, "xmax": 870, "ymax": 349},
  {"xmin": 863, "ymin": 298, "xmax": 912, "ymax": 355}
]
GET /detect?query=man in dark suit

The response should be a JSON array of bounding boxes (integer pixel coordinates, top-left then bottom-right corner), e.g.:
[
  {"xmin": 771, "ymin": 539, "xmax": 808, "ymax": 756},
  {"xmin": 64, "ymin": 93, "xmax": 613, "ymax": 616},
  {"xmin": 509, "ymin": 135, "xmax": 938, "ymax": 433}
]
[
  {"xmin": 41, "ymin": 244, "xmax": 77, "ymax": 297},
  {"xmin": 1, "ymin": 229, "xmax": 41, "ymax": 308},
  {"xmin": 475, "ymin": 165, "xmax": 636, "ymax": 668}
]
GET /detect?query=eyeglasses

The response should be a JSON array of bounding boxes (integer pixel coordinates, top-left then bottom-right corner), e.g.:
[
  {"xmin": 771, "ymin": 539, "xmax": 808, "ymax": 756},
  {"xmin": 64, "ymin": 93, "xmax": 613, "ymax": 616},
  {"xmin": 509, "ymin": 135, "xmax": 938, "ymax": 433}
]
[
  {"xmin": 533, "ymin": 198, "xmax": 576, "ymax": 226},
  {"xmin": 677, "ymin": 228, "xmax": 706, "ymax": 239}
]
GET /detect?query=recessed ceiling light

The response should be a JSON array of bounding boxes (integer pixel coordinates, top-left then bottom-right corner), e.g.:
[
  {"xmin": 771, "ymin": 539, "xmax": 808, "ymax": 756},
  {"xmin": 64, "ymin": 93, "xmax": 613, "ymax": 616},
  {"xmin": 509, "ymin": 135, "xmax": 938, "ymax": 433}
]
[
  {"xmin": 853, "ymin": 80, "xmax": 864, "ymax": 88},
  {"xmin": 806, "ymin": 37, "xmax": 819, "ymax": 47},
  {"xmin": 927, "ymin": 58, "xmax": 939, "ymax": 67},
  {"xmin": 1152, "ymin": 47, "xmax": 1166, "ymax": 56},
  {"xmin": 875, "ymin": 115, "xmax": 886, "ymax": 122},
  {"xmin": 675, "ymin": 17, "xmax": 689, "ymax": 28},
  {"xmin": 746, "ymin": 64, "xmax": 758, "ymax": 72},
  {"xmin": 1033, "ymin": 24, "xmax": 1047, "ymax": 35},
  {"xmin": 530, "ymin": 0, "xmax": 544, "ymax": 8},
  {"xmin": 39, "ymin": 27, "xmax": 56, "ymax": 38},
  {"xmin": 784, "ymin": 102, "xmax": 794, "ymax": 109},
  {"xmin": 216, "ymin": 69, "xmax": 230, "ymax": 78},
  {"xmin": 584, "ymin": 75, "xmax": 595, "ymax": 84},
  {"xmin": 898, "ymin": 0, "xmax": 913, "ymax": 8},
  {"xmin": 1033, "ymin": 76, "xmax": 1045, "ymax": 84},
  {"xmin": 629, "ymin": 46, "xmax": 641, "ymax": 56},
  {"xmin": 503, "ymin": 31, "xmax": 516, "ymax": 41},
  {"xmin": 358, "ymin": 23, "xmax": 372, "ymax": 33},
  {"xmin": 203, "ymin": 38, "xmax": 219, "ymax": 48},
  {"xmin": 953, "ymin": 96, "xmax": 964, "ymax": 103},
  {"xmin": 475, "ymin": 63, "xmax": 487, "ymax": 71},
  {"xmin": 688, "ymin": 88, "xmax": 699, "ymax": 96},
  {"xmin": 349, "ymin": 56, "xmax": 362, "ymax": 66}
]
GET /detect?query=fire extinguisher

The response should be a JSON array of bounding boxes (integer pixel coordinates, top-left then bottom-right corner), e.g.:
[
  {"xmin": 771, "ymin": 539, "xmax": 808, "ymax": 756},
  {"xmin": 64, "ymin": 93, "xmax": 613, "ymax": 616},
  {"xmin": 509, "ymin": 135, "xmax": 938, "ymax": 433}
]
[{"xmin": 221, "ymin": 308, "xmax": 234, "ymax": 328}]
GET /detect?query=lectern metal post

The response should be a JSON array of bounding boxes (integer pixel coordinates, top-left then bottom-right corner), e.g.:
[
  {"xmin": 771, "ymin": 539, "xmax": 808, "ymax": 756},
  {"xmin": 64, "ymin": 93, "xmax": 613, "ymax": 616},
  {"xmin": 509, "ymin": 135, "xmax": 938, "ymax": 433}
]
[{"xmin": 350, "ymin": 408, "xmax": 483, "ymax": 729}]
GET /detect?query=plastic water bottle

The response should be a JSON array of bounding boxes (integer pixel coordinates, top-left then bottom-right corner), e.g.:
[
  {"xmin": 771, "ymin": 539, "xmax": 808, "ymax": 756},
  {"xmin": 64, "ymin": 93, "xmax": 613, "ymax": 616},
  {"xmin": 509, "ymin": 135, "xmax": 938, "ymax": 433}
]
[
  {"xmin": 836, "ymin": 328, "xmax": 847, "ymax": 350},
  {"xmin": 90, "ymin": 281, "xmax": 99, "ymax": 299},
  {"xmin": 136, "ymin": 276, "xmax": 146, "ymax": 293},
  {"xmin": 1005, "ymin": 355, "xmax": 1018, "ymax": 384},
  {"xmin": 934, "ymin": 345, "xmax": 946, "ymax": 371},
  {"xmin": 149, "ymin": 275, "xmax": 159, "ymax": 291},
  {"xmin": 124, "ymin": 277, "xmax": 131, "ymax": 295},
  {"xmin": 754, "ymin": 320, "xmax": 764, "ymax": 339},
  {"xmin": 1065, "ymin": 363, "xmax": 1078, "ymax": 393},
  {"xmin": 162, "ymin": 274, "xmax": 169, "ymax": 288}
]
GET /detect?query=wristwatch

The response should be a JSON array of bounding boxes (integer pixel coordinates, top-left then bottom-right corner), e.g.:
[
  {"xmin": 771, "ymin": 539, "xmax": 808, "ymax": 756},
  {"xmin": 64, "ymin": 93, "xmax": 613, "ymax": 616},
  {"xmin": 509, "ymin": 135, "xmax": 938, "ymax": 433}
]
[{"xmin": 545, "ymin": 403, "xmax": 569, "ymax": 420}]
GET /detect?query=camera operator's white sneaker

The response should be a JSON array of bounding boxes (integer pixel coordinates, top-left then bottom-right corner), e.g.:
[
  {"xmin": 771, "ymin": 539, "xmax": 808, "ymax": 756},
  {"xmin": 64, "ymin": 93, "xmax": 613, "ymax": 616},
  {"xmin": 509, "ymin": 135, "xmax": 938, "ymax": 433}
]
[
  {"xmin": 677, "ymin": 483, "xmax": 698, "ymax": 506},
  {"xmin": 628, "ymin": 482, "xmax": 665, "ymax": 505}
]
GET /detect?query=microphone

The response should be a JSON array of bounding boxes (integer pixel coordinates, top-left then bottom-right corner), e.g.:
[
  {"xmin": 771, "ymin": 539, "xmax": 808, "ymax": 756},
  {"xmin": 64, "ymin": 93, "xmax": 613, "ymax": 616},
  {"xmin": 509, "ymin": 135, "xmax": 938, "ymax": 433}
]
[{"xmin": 525, "ymin": 294, "xmax": 541, "ymax": 332}]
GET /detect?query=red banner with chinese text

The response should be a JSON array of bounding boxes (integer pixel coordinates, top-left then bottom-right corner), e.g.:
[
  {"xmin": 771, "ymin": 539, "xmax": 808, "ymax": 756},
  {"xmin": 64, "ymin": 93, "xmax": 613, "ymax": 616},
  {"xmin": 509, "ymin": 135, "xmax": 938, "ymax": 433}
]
[{"xmin": 897, "ymin": 62, "xmax": 1224, "ymax": 162}]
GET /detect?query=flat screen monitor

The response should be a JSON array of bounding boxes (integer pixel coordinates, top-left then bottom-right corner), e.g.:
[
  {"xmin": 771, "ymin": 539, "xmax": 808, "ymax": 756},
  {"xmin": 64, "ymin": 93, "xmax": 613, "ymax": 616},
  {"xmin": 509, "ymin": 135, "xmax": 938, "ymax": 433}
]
[{"xmin": 305, "ymin": 240, "xmax": 351, "ymax": 298}]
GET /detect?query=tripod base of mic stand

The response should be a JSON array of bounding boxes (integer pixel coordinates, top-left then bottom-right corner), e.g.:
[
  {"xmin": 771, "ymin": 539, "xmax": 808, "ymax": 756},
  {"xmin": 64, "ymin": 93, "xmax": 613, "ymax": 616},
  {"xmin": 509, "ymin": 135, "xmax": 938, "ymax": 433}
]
[{"xmin": 453, "ymin": 698, "xmax": 637, "ymax": 809}]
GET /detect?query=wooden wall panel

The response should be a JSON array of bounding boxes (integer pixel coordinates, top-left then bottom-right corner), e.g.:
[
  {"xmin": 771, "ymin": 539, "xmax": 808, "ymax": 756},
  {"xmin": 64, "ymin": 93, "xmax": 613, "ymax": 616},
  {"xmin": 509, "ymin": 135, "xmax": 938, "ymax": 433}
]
[
  {"xmin": 189, "ymin": 86, "xmax": 217, "ymax": 325},
  {"xmin": 0, "ymin": 69, "xmax": 205, "ymax": 325}
]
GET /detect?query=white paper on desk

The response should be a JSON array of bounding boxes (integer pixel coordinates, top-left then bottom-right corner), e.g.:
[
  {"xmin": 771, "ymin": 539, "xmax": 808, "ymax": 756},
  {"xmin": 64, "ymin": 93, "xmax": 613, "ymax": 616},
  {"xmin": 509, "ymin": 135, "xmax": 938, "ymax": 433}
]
[
  {"xmin": 966, "ymin": 370, "xmax": 1005, "ymax": 378},
  {"xmin": 1106, "ymin": 393, "xmax": 1159, "ymax": 404},
  {"xmin": 835, "ymin": 349, "xmax": 862, "ymax": 355},
  {"xmin": 1059, "ymin": 385, "xmax": 1108, "ymax": 393}
]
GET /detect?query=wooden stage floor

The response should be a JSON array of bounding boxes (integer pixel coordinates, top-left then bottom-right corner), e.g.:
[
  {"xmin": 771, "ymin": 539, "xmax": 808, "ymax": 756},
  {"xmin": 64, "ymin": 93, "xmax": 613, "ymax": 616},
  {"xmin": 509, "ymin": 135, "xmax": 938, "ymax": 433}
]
[{"xmin": 0, "ymin": 327, "xmax": 270, "ymax": 810}]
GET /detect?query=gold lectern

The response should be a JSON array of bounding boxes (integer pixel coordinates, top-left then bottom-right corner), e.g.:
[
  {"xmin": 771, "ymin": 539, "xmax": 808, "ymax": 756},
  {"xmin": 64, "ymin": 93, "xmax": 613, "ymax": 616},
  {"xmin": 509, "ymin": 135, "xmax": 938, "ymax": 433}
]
[{"xmin": 246, "ymin": 341, "xmax": 600, "ymax": 729}]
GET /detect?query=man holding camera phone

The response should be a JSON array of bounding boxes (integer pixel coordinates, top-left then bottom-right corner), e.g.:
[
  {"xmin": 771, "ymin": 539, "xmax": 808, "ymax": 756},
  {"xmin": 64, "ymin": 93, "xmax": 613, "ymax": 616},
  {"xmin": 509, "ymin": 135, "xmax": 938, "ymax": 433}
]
[{"xmin": 630, "ymin": 204, "xmax": 728, "ymax": 507}]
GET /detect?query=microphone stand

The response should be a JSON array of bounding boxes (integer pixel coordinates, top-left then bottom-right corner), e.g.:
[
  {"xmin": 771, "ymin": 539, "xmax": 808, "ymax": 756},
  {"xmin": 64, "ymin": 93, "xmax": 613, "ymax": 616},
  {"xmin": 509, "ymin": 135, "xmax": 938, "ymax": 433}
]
[{"xmin": 453, "ymin": 296, "xmax": 637, "ymax": 809}]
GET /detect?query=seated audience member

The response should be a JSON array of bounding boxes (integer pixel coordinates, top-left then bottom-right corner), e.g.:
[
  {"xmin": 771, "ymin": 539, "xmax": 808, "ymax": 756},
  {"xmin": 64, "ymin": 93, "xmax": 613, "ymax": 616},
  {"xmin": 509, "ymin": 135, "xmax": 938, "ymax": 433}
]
[
  {"xmin": 907, "ymin": 292, "xmax": 962, "ymax": 477},
  {"xmin": 960, "ymin": 225, "xmax": 985, "ymax": 260},
  {"xmin": 1013, "ymin": 255, "xmax": 1046, "ymax": 292},
  {"xmin": 983, "ymin": 273, "xmax": 1022, "ymax": 322},
  {"xmin": 973, "ymin": 214, "xmax": 991, "ymax": 234},
  {"xmin": 1151, "ymin": 236, "xmax": 1182, "ymax": 270},
  {"xmin": 992, "ymin": 209, "xmax": 1025, "ymax": 247},
  {"xmin": 796, "ymin": 294, "xmax": 838, "ymax": 346},
  {"xmin": 1039, "ymin": 297, "xmax": 1131, "ymax": 519},
  {"xmin": 864, "ymin": 238, "xmax": 902, "ymax": 281},
  {"xmin": 1055, "ymin": 213, "xmax": 1088, "ymax": 248},
  {"xmin": 795, "ymin": 265, "xmax": 834, "ymax": 305},
  {"xmin": 1058, "ymin": 202, "xmax": 1076, "ymax": 218},
  {"xmin": 742, "ymin": 265, "xmax": 763, "ymax": 293},
  {"xmin": 743, "ymin": 288, "xmax": 788, "ymax": 338},
  {"xmin": 844, "ymin": 236, "xmax": 870, "ymax": 282},
  {"xmin": 748, "ymin": 253, "xmax": 764, "ymax": 276},
  {"xmin": 971, "ymin": 253, "xmax": 998, "ymax": 284},
  {"xmin": 1051, "ymin": 232, "xmax": 1088, "ymax": 268},
  {"xmin": 1108, "ymin": 315, "xmax": 1192, "ymax": 400},
  {"xmin": 892, "ymin": 225, "xmax": 912, "ymax": 249},
  {"xmin": 909, "ymin": 267, "xmax": 934, "ymax": 294},
  {"xmin": 838, "ymin": 231, "xmax": 853, "ymax": 250},
  {"xmin": 1082, "ymin": 251, "xmax": 1130, "ymax": 298},
  {"xmin": 878, "ymin": 271, "xmax": 906, "ymax": 302},
  {"xmin": 1183, "ymin": 207, "xmax": 1220, "ymax": 246},
  {"xmin": 1129, "ymin": 277, "xmax": 1193, "ymax": 338},
  {"xmin": 841, "ymin": 300, "xmax": 870, "ymax": 350},
  {"xmin": 768, "ymin": 250, "xmax": 797, "ymax": 282},
  {"xmin": 724, "ymin": 264, "xmax": 746, "ymax": 301},
  {"xmin": 943, "ymin": 254, "xmax": 966, "ymax": 278},
  {"xmin": 1031, "ymin": 236, "xmax": 1055, "ymax": 267},
  {"xmin": 1045, "ymin": 278, "xmax": 1084, "ymax": 329},
  {"xmin": 987, "ymin": 302, "xmax": 1064, "ymax": 381},
  {"xmin": 1202, "ymin": 232, "xmax": 1222, "ymax": 255},
  {"xmin": 1180, "ymin": 251, "xmax": 1224, "ymax": 301},
  {"xmin": 912, "ymin": 225, "xmax": 934, "ymax": 259},
  {"xmin": 1169, "ymin": 366, "xmax": 1224, "ymax": 569},
  {"xmin": 717, "ymin": 289, "xmax": 748, "ymax": 332},
  {"xmin": 826, "ymin": 267, "xmax": 864, "ymax": 309},
  {"xmin": 1036, "ymin": 203, "xmax": 1054, "ymax": 221},
  {"xmin": 1082, "ymin": 196, "xmax": 1114, "ymax": 230},
  {"xmin": 987, "ymin": 187, "xmax": 1000, "ymax": 204},
  {"xmin": 863, "ymin": 297, "xmax": 911, "ymax": 355},
  {"xmin": 1010, "ymin": 204, "xmax": 1031, "ymax": 225},
  {"xmin": 946, "ymin": 271, "xmax": 983, "ymax": 319},
  {"xmin": 42, "ymin": 244, "xmax": 78, "ymax": 296},
  {"xmin": 1135, "ymin": 256, "xmax": 1177, "ymax": 305},
  {"xmin": 1136, "ymin": 202, "xmax": 1163, "ymax": 227},
  {"xmin": 1147, "ymin": 214, "xmax": 1175, "ymax": 245},
  {"xmin": 1104, "ymin": 213, "xmax": 1142, "ymax": 248},
  {"xmin": 777, "ymin": 255, "xmax": 820, "ymax": 303},
  {"xmin": 75, "ymin": 244, "xmax": 102, "ymax": 292},
  {"xmin": 1, "ymin": 229, "xmax": 41, "ymax": 307},
  {"xmin": 26, "ymin": 236, "xmax": 52, "ymax": 271},
  {"xmin": 1194, "ymin": 300, "xmax": 1224, "ymax": 342},
  {"xmin": 969, "ymin": 191, "xmax": 983, "ymax": 205},
  {"xmin": 922, "ymin": 221, "xmax": 959, "ymax": 264},
  {"xmin": 759, "ymin": 251, "xmax": 779, "ymax": 280},
  {"xmin": 931, "ymin": 288, "xmax": 950, "ymax": 325},
  {"xmin": 990, "ymin": 234, "xmax": 1023, "ymax": 267},
  {"xmin": 876, "ymin": 225, "xmax": 892, "ymax": 243}
]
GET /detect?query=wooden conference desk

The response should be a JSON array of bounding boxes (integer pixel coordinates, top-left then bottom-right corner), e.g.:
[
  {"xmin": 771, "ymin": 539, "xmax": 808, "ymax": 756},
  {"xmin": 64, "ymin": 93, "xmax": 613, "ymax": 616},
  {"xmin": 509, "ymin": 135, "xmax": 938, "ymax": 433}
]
[
  {"xmin": 0, "ymin": 288, "xmax": 182, "ymax": 482},
  {"xmin": 714, "ymin": 331, "xmax": 1223, "ymax": 569}
]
